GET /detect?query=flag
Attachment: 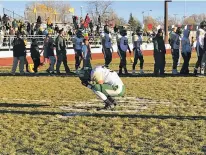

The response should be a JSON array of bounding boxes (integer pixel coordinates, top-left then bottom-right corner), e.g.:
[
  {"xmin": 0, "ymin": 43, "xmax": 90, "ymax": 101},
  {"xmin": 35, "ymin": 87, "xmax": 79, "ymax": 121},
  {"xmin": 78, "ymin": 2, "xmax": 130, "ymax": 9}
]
[
  {"xmin": 33, "ymin": 8, "xmax": 37, "ymax": 13},
  {"xmin": 69, "ymin": 8, "xmax": 75, "ymax": 14},
  {"xmin": 147, "ymin": 24, "xmax": 153, "ymax": 30},
  {"xmin": 54, "ymin": 10, "xmax": 57, "ymax": 15}
]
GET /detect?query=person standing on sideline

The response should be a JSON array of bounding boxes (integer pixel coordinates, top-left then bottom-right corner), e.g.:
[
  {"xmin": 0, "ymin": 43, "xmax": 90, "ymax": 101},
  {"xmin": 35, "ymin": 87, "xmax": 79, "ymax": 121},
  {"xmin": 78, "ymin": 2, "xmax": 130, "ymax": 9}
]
[
  {"xmin": 194, "ymin": 21, "xmax": 206, "ymax": 75},
  {"xmin": 200, "ymin": 21, "xmax": 206, "ymax": 75},
  {"xmin": 46, "ymin": 37, "xmax": 56, "ymax": 74},
  {"xmin": 132, "ymin": 27, "xmax": 144, "ymax": 74},
  {"xmin": 180, "ymin": 28, "xmax": 192, "ymax": 75},
  {"xmin": 42, "ymin": 34, "xmax": 49, "ymax": 64},
  {"xmin": 153, "ymin": 28, "xmax": 166, "ymax": 76},
  {"xmin": 169, "ymin": 25, "xmax": 177, "ymax": 50},
  {"xmin": 172, "ymin": 27, "xmax": 182, "ymax": 75},
  {"xmin": 73, "ymin": 30, "xmax": 84, "ymax": 72},
  {"xmin": 55, "ymin": 29, "xmax": 70, "ymax": 74},
  {"xmin": 23, "ymin": 36, "xmax": 30, "ymax": 73},
  {"xmin": 30, "ymin": 39, "xmax": 41, "ymax": 74},
  {"xmin": 82, "ymin": 38, "xmax": 92, "ymax": 69},
  {"xmin": 118, "ymin": 29, "xmax": 131, "ymax": 75},
  {"xmin": 11, "ymin": 32, "xmax": 26, "ymax": 75},
  {"xmin": 101, "ymin": 25, "xmax": 114, "ymax": 68}
]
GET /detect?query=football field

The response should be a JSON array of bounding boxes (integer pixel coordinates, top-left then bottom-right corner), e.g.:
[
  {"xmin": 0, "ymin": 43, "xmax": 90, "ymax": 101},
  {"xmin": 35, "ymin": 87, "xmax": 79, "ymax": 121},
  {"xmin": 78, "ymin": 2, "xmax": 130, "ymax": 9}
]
[{"xmin": 0, "ymin": 53, "xmax": 205, "ymax": 154}]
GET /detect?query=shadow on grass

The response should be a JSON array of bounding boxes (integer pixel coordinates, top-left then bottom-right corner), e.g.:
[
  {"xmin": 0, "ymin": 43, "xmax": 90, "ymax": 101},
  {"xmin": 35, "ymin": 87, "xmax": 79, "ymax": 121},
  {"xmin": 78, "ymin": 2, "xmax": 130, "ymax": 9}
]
[
  {"xmin": 62, "ymin": 113, "xmax": 206, "ymax": 120},
  {"xmin": 0, "ymin": 109, "xmax": 205, "ymax": 120},
  {"xmin": 0, "ymin": 72, "xmax": 77, "ymax": 77},
  {"xmin": 0, "ymin": 72, "xmax": 199, "ymax": 78},
  {"xmin": 0, "ymin": 110, "xmax": 64, "ymax": 116},
  {"xmin": 0, "ymin": 102, "xmax": 49, "ymax": 108}
]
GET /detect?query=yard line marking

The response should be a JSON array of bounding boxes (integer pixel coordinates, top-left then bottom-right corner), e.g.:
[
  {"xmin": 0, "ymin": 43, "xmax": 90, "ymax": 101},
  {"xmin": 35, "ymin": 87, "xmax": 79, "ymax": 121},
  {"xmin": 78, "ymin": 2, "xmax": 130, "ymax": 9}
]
[{"xmin": 1, "ymin": 98, "xmax": 52, "ymax": 103}]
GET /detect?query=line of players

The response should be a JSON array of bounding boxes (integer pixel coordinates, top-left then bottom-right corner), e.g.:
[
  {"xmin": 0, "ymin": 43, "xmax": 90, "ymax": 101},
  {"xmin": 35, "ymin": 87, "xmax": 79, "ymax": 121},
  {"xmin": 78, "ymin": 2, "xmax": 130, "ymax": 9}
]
[
  {"xmin": 73, "ymin": 23, "xmax": 206, "ymax": 75},
  {"xmin": 169, "ymin": 21, "xmax": 206, "ymax": 75},
  {"xmin": 73, "ymin": 25, "xmax": 142, "ymax": 75}
]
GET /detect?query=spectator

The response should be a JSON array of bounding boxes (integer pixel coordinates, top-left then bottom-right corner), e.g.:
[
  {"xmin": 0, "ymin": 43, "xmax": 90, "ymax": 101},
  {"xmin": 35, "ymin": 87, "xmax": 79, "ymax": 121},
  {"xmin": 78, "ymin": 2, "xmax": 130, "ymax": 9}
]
[
  {"xmin": 46, "ymin": 36, "xmax": 56, "ymax": 74},
  {"xmin": 68, "ymin": 29, "xmax": 73, "ymax": 36},
  {"xmin": 98, "ymin": 15, "xmax": 101, "ymax": 27},
  {"xmin": 96, "ymin": 25, "xmax": 100, "ymax": 36},
  {"xmin": 82, "ymin": 38, "xmax": 92, "ymax": 69},
  {"xmin": 73, "ymin": 16, "xmax": 78, "ymax": 29},
  {"xmin": 0, "ymin": 27, "xmax": 4, "ymax": 47},
  {"xmin": 43, "ymin": 28, "xmax": 48, "ymax": 36},
  {"xmin": 153, "ymin": 28, "xmax": 166, "ymax": 76},
  {"xmin": 11, "ymin": 32, "xmax": 26, "ymax": 75},
  {"xmin": 89, "ymin": 20, "xmax": 94, "ymax": 33},
  {"xmin": 54, "ymin": 25, "xmax": 59, "ymax": 34},
  {"xmin": 55, "ymin": 29, "xmax": 71, "ymax": 74},
  {"xmin": 114, "ymin": 25, "xmax": 119, "ymax": 33},
  {"xmin": 37, "ymin": 16, "xmax": 42, "ymax": 24},
  {"xmin": 27, "ymin": 22, "xmax": 31, "ymax": 35},
  {"xmin": 43, "ymin": 34, "xmax": 49, "ymax": 64},
  {"xmin": 46, "ymin": 17, "xmax": 52, "ymax": 27},
  {"xmin": 22, "ymin": 36, "xmax": 30, "ymax": 73},
  {"xmin": 30, "ymin": 38, "xmax": 41, "ymax": 74},
  {"xmin": 180, "ymin": 28, "xmax": 192, "ymax": 75},
  {"xmin": 73, "ymin": 30, "xmax": 84, "ymax": 72},
  {"xmin": 12, "ymin": 19, "xmax": 16, "ymax": 29},
  {"xmin": 172, "ymin": 27, "xmax": 182, "ymax": 74},
  {"xmin": 31, "ymin": 23, "xmax": 35, "ymax": 35}
]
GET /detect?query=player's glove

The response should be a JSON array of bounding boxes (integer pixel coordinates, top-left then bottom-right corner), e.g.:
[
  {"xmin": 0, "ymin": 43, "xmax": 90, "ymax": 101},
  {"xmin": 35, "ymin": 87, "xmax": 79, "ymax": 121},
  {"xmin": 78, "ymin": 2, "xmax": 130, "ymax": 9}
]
[{"xmin": 81, "ymin": 80, "xmax": 93, "ymax": 89}]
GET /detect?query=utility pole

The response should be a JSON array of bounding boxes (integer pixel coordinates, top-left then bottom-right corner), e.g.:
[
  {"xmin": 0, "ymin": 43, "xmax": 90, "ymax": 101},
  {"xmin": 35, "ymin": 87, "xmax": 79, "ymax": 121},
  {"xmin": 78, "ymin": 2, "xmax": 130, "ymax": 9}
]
[
  {"xmin": 80, "ymin": 6, "xmax": 83, "ymax": 18},
  {"xmin": 164, "ymin": 0, "xmax": 172, "ymax": 43},
  {"xmin": 142, "ymin": 11, "xmax": 144, "ymax": 25},
  {"xmin": 184, "ymin": 0, "xmax": 186, "ymax": 18}
]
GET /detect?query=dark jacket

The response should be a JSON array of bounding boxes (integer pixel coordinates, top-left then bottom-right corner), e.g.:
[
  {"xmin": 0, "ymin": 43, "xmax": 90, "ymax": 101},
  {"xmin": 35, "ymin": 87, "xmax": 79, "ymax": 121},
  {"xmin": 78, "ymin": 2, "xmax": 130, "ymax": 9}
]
[
  {"xmin": 13, "ymin": 38, "xmax": 26, "ymax": 57},
  {"xmin": 47, "ymin": 41, "xmax": 55, "ymax": 57},
  {"xmin": 153, "ymin": 35, "xmax": 166, "ymax": 54},
  {"xmin": 89, "ymin": 22, "xmax": 93, "ymax": 28},
  {"xmin": 30, "ymin": 44, "xmax": 40, "ymax": 59}
]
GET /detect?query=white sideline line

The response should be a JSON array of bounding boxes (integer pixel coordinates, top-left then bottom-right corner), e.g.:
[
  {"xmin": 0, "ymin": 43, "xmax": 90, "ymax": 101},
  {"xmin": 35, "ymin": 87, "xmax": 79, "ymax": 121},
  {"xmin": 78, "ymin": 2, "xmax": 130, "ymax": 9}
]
[
  {"xmin": 59, "ymin": 105, "xmax": 148, "ymax": 109},
  {"xmin": 62, "ymin": 110, "xmax": 142, "ymax": 116}
]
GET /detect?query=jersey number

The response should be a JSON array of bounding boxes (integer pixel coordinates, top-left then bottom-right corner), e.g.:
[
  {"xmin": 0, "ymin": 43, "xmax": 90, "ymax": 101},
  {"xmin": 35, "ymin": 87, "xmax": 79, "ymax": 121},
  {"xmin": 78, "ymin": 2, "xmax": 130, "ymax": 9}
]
[{"xmin": 124, "ymin": 40, "xmax": 128, "ymax": 45}]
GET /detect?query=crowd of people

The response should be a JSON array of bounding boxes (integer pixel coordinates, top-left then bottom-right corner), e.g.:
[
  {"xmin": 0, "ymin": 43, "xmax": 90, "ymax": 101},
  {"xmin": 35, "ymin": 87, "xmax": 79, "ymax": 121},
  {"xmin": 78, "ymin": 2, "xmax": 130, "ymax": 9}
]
[
  {"xmin": 0, "ymin": 14, "xmax": 102, "ymax": 48},
  {"xmin": 100, "ymin": 22, "xmax": 206, "ymax": 76},
  {"xmin": 1, "ymin": 13, "xmax": 206, "ymax": 76}
]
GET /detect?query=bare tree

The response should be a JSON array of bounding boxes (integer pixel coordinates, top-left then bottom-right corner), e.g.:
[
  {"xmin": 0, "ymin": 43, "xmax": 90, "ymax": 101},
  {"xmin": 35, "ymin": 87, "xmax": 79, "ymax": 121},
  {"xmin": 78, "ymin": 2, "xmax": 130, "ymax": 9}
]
[
  {"xmin": 86, "ymin": 1, "xmax": 113, "ymax": 26},
  {"xmin": 156, "ymin": 17, "xmax": 164, "ymax": 27},
  {"xmin": 143, "ymin": 16, "xmax": 158, "ymax": 32},
  {"xmin": 183, "ymin": 16, "xmax": 195, "ymax": 25},
  {"xmin": 168, "ymin": 16, "xmax": 177, "ymax": 26}
]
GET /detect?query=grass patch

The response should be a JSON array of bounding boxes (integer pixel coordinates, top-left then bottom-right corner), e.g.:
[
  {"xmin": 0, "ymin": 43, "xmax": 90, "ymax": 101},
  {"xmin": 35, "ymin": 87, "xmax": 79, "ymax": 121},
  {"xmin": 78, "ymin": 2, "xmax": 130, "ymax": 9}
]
[{"xmin": 0, "ymin": 53, "xmax": 205, "ymax": 154}]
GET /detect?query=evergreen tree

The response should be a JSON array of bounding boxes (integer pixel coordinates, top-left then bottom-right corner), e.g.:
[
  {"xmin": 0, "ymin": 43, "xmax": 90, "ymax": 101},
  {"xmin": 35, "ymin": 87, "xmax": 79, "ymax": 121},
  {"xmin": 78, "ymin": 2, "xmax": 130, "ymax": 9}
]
[{"xmin": 128, "ymin": 13, "xmax": 141, "ymax": 31}]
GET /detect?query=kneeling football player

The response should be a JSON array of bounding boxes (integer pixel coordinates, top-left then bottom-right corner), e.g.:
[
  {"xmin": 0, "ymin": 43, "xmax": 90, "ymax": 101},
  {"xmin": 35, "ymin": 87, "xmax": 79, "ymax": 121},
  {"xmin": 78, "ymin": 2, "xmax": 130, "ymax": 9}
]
[{"xmin": 78, "ymin": 66, "xmax": 125, "ymax": 109}]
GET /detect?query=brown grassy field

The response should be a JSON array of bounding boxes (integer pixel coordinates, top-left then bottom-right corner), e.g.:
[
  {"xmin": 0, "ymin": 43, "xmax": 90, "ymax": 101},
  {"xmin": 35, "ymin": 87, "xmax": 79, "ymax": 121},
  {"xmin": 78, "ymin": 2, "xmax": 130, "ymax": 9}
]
[{"xmin": 0, "ymin": 53, "xmax": 205, "ymax": 154}]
